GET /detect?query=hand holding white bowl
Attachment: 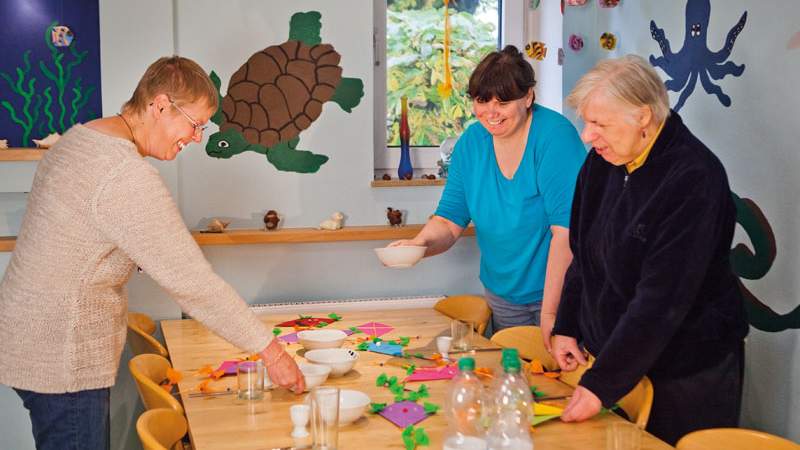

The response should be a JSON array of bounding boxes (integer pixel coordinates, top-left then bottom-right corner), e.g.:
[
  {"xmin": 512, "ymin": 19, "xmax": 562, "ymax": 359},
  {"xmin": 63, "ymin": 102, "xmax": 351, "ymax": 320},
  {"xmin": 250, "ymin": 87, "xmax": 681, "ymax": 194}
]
[{"xmin": 374, "ymin": 245, "xmax": 427, "ymax": 268}]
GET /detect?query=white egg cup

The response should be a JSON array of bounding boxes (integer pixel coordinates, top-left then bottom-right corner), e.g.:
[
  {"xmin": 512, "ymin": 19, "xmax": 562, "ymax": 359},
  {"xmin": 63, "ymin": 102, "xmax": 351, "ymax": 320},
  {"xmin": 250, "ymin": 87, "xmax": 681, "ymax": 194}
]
[
  {"xmin": 290, "ymin": 404, "xmax": 310, "ymax": 438},
  {"xmin": 436, "ymin": 336, "xmax": 453, "ymax": 361}
]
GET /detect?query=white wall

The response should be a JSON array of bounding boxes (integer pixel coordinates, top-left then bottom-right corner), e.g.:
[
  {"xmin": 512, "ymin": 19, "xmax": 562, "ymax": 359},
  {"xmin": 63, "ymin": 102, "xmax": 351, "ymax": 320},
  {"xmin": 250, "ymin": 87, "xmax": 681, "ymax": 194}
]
[{"xmin": 562, "ymin": 0, "xmax": 800, "ymax": 442}]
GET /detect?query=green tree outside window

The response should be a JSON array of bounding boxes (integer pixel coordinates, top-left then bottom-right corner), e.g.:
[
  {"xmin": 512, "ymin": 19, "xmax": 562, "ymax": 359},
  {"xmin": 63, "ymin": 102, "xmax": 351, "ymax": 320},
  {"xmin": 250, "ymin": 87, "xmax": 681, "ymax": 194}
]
[{"xmin": 387, "ymin": 0, "xmax": 499, "ymax": 147}]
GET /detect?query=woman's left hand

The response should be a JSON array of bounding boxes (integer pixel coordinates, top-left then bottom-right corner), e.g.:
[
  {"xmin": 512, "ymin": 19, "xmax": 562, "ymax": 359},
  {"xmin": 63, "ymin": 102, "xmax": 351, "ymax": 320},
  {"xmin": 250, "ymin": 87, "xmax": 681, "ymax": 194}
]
[{"xmin": 560, "ymin": 385, "xmax": 602, "ymax": 422}]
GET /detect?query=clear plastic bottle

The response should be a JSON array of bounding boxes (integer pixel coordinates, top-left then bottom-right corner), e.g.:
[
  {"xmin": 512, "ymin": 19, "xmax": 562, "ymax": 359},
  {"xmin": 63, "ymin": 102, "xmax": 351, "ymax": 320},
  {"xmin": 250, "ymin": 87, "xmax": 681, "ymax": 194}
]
[
  {"xmin": 485, "ymin": 349, "xmax": 534, "ymax": 450},
  {"xmin": 443, "ymin": 357, "xmax": 488, "ymax": 450}
]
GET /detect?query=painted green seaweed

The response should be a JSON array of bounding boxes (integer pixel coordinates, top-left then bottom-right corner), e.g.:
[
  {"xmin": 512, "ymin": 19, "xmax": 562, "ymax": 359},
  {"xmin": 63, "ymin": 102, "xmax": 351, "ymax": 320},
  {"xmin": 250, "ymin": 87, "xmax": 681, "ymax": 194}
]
[{"xmin": 0, "ymin": 21, "xmax": 97, "ymax": 146}]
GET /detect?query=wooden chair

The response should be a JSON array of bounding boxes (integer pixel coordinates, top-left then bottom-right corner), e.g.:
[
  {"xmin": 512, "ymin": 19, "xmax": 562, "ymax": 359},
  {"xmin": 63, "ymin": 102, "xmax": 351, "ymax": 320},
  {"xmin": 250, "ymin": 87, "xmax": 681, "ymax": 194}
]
[
  {"xmin": 676, "ymin": 428, "xmax": 800, "ymax": 450},
  {"xmin": 558, "ymin": 355, "xmax": 653, "ymax": 429},
  {"xmin": 617, "ymin": 376, "xmax": 654, "ymax": 429},
  {"xmin": 434, "ymin": 295, "xmax": 492, "ymax": 336},
  {"xmin": 129, "ymin": 354, "xmax": 184, "ymax": 415},
  {"xmin": 136, "ymin": 408, "xmax": 188, "ymax": 450},
  {"xmin": 128, "ymin": 312, "xmax": 169, "ymax": 358},
  {"xmin": 490, "ymin": 326, "xmax": 559, "ymax": 370}
]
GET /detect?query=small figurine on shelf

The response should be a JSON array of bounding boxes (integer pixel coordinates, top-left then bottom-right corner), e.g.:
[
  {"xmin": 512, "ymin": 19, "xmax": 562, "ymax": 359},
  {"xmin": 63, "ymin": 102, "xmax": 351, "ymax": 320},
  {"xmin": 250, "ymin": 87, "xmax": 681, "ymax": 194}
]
[
  {"xmin": 387, "ymin": 207, "xmax": 403, "ymax": 226},
  {"xmin": 264, "ymin": 210, "xmax": 280, "ymax": 231},
  {"xmin": 319, "ymin": 212, "xmax": 344, "ymax": 230},
  {"xmin": 421, "ymin": 174, "xmax": 437, "ymax": 180},
  {"xmin": 382, "ymin": 173, "xmax": 392, "ymax": 181},
  {"xmin": 397, "ymin": 96, "xmax": 413, "ymax": 180},
  {"xmin": 32, "ymin": 132, "xmax": 61, "ymax": 149},
  {"xmin": 201, "ymin": 218, "xmax": 230, "ymax": 233},
  {"xmin": 0, "ymin": 139, "xmax": 8, "ymax": 149}
]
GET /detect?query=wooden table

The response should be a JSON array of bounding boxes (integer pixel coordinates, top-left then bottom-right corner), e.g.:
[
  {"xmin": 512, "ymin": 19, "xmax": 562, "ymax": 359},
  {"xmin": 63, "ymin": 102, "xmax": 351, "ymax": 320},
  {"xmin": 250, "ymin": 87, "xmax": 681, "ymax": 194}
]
[{"xmin": 162, "ymin": 308, "xmax": 673, "ymax": 450}]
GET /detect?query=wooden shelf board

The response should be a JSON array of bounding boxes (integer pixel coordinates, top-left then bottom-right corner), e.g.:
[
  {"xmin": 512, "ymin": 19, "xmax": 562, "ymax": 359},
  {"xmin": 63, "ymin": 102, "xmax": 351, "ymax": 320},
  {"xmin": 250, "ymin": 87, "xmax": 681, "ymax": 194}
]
[
  {"xmin": 0, "ymin": 236, "xmax": 15, "ymax": 252},
  {"xmin": 1, "ymin": 225, "xmax": 475, "ymax": 251},
  {"xmin": 0, "ymin": 148, "xmax": 48, "ymax": 161},
  {"xmin": 371, "ymin": 179, "xmax": 445, "ymax": 187}
]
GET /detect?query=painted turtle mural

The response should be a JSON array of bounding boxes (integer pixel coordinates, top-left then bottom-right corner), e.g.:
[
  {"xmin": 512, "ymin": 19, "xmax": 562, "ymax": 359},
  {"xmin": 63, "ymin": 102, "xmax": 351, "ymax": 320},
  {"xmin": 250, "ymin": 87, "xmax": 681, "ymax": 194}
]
[{"xmin": 205, "ymin": 11, "xmax": 364, "ymax": 173}]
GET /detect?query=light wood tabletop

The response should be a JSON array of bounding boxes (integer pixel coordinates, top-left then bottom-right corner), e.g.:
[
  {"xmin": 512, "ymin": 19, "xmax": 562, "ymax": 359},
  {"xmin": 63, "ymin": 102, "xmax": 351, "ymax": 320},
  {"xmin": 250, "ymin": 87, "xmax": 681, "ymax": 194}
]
[{"xmin": 161, "ymin": 308, "xmax": 673, "ymax": 450}]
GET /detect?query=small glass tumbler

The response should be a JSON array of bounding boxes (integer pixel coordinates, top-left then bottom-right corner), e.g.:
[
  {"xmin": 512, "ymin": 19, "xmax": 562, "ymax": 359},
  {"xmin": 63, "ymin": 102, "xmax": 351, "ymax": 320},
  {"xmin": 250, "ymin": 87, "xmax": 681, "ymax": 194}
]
[
  {"xmin": 606, "ymin": 422, "xmax": 642, "ymax": 450},
  {"xmin": 237, "ymin": 360, "xmax": 264, "ymax": 401},
  {"xmin": 311, "ymin": 386, "xmax": 339, "ymax": 450},
  {"xmin": 451, "ymin": 319, "xmax": 473, "ymax": 352}
]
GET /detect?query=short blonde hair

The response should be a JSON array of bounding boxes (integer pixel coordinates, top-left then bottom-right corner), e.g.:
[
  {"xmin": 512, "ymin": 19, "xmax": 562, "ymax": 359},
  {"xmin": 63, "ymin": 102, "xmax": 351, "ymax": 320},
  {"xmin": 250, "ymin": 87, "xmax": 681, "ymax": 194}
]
[
  {"xmin": 122, "ymin": 56, "xmax": 218, "ymax": 114},
  {"xmin": 566, "ymin": 54, "xmax": 669, "ymax": 124}
]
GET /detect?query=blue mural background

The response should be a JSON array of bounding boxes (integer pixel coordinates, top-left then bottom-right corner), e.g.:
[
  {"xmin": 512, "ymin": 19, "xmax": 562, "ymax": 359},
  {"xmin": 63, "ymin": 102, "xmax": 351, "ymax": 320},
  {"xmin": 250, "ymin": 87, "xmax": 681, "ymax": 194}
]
[{"xmin": 0, "ymin": 0, "xmax": 101, "ymax": 147}]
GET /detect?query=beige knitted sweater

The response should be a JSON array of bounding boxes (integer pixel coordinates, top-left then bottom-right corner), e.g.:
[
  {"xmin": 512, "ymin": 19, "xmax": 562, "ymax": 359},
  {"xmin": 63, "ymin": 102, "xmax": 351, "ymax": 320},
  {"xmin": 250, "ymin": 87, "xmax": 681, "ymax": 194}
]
[{"xmin": 0, "ymin": 125, "xmax": 272, "ymax": 393}]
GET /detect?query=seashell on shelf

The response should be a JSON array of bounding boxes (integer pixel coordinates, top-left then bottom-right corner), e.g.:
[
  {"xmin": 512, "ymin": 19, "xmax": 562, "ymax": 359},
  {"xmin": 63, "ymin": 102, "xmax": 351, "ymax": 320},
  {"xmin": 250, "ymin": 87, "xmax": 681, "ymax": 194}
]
[
  {"xmin": 0, "ymin": 139, "xmax": 8, "ymax": 149},
  {"xmin": 204, "ymin": 218, "xmax": 230, "ymax": 233},
  {"xmin": 32, "ymin": 132, "xmax": 61, "ymax": 148}
]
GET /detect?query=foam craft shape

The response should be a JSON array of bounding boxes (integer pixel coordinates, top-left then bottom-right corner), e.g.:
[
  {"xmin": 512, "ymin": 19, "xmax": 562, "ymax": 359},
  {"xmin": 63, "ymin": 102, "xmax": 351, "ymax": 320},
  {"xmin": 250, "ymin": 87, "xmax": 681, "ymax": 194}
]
[
  {"xmin": 215, "ymin": 360, "xmax": 239, "ymax": 376},
  {"xmin": 404, "ymin": 365, "xmax": 458, "ymax": 382},
  {"xmin": 368, "ymin": 342, "xmax": 404, "ymax": 356},
  {"xmin": 276, "ymin": 317, "xmax": 336, "ymax": 327},
  {"xmin": 379, "ymin": 401, "xmax": 429, "ymax": 428},
  {"xmin": 356, "ymin": 322, "xmax": 394, "ymax": 337}
]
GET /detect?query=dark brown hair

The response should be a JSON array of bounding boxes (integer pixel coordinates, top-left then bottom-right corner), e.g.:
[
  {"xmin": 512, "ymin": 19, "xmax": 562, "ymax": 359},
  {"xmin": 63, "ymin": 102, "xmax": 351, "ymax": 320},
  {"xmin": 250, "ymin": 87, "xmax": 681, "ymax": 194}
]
[{"xmin": 467, "ymin": 45, "xmax": 536, "ymax": 104}]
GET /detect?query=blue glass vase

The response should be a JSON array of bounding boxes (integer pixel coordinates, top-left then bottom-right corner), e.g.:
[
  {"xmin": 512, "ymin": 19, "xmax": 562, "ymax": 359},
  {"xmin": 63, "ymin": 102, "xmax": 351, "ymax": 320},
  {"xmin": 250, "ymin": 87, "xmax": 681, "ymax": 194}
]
[{"xmin": 397, "ymin": 96, "xmax": 413, "ymax": 180}]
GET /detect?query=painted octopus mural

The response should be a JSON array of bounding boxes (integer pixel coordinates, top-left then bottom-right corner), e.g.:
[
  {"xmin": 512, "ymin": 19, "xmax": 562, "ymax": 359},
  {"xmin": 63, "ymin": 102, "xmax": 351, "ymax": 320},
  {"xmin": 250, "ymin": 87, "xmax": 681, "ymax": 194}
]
[
  {"xmin": 649, "ymin": 0, "xmax": 746, "ymax": 112},
  {"xmin": 732, "ymin": 193, "xmax": 800, "ymax": 332}
]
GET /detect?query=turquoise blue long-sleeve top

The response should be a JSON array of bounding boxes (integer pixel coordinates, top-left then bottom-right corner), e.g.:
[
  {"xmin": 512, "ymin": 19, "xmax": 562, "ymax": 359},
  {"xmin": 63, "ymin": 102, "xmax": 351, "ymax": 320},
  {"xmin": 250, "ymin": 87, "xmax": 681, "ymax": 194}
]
[{"xmin": 435, "ymin": 104, "xmax": 586, "ymax": 304}]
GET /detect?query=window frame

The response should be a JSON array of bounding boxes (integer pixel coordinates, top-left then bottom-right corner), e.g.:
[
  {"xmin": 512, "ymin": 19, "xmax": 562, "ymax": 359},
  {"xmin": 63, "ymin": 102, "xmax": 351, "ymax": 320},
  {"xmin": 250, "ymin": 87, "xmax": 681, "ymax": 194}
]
[{"xmin": 373, "ymin": 0, "xmax": 526, "ymax": 175}]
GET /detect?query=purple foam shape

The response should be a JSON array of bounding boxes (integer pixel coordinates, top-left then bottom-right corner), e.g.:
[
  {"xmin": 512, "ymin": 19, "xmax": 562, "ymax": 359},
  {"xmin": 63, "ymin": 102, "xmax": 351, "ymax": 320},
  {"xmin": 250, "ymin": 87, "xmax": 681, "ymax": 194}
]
[{"xmin": 379, "ymin": 401, "xmax": 429, "ymax": 428}]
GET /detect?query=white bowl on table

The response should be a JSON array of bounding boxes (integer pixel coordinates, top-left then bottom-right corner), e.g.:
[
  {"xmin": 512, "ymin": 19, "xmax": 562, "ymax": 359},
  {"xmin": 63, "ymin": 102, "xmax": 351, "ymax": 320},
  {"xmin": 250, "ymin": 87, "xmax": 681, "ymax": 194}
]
[
  {"xmin": 304, "ymin": 348, "xmax": 359, "ymax": 377},
  {"xmin": 297, "ymin": 329, "xmax": 348, "ymax": 350},
  {"xmin": 374, "ymin": 245, "xmax": 427, "ymax": 268},
  {"xmin": 338, "ymin": 389, "xmax": 371, "ymax": 425},
  {"xmin": 299, "ymin": 362, "xmax": 331, "ymax": 392}
]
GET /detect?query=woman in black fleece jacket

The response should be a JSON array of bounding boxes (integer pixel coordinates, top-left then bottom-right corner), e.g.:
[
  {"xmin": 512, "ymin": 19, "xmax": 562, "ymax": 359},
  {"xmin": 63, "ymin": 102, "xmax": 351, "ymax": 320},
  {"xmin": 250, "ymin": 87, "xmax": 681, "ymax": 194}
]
[{"xmin": 551, "ymin": 55, "xmax": 748, "ymax": 445}]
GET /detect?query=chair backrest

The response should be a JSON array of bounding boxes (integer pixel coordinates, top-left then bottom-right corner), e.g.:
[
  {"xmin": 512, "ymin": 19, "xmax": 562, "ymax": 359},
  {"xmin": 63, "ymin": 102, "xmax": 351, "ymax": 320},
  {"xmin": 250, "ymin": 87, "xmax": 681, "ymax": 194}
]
[
  {"xmin": 490, "ymin": 326, "xmax": 559, "ymax": 370},
  {"xmin": 617, "ymin": 376, "xmax": 654, "ymax": 429},
  {"xmin": 128, "ymin": 312, "xmax": 169, "ymax": 358},
  {"xmin": 434, "ymin": 295, "xmax": 492, "ymax": 336},
  {"xmin": 557, "ymin": 355, "xmax": 653, "ymax": 429},
  {"xmin": 129, "ymin": 354, "xmax": 184, "ymax": 415},
  {"xmin": 136, "ymin": 408, "xmax": 188, "ymax": 450},
  {"xmin": 676, "ymin": 428, "xmax": 800, "ymax": 450}
]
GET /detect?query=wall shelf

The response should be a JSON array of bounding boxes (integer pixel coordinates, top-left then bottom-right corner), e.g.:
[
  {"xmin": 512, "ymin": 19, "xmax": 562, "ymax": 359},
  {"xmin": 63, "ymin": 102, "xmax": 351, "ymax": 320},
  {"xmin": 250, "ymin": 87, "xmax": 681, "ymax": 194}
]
[
  {"xmin": 0, "ymin": 225, "xmax": 476, "ymax": 252},
  {"xmin": 0, "ymin": 148, "xmax": 47, "ymax": 161},
  {"xmin": 371, "ymin": 179, "xmax": 445, "ymax": 187}
]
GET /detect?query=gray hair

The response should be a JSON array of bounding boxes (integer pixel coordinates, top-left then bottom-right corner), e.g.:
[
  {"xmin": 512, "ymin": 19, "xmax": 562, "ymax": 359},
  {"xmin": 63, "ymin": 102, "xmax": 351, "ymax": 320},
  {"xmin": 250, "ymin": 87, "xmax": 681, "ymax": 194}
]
[{"xmin": 566, "ymin": 54, "xmax": 670, "ymax": 124}]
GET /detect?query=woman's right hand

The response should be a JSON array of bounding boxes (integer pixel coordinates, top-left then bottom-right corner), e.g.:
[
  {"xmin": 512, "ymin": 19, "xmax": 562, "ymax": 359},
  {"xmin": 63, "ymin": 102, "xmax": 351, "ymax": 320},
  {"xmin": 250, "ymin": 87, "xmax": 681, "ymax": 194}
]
[
  {"xmin": 261, "ymin": 339, "xmax": 305, "ymax": 394},
  {"xmin": 552, "ymin": 335, "xmax": 587, "ymax": 372},
  {"xmin": 387, "ymin": 238, "xmax": 424, "ymax": 248}
]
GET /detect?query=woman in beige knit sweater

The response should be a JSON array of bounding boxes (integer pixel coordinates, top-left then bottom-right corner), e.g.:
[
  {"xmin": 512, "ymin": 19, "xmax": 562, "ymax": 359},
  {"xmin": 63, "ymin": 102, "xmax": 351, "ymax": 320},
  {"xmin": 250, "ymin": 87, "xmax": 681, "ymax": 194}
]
[{"xmin": 0, "ymin": 56, "xmax": 304, "ymax": 450}]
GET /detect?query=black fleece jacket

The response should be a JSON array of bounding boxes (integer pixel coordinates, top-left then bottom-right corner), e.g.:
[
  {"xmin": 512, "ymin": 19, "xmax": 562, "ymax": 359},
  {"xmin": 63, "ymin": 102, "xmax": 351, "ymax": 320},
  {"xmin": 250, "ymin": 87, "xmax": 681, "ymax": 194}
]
[{"xmin": 552, "ymin": 111, "xmax": 749, "ymax": 407}]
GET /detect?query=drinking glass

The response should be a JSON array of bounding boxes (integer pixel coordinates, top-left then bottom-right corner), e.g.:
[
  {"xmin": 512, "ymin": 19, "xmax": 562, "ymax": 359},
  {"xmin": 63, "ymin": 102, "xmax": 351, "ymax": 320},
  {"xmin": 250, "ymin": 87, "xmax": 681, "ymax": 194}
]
[
  {"xmin": 237, "ymin": 360, "xmax": 264, "ymax": 401},
  {"xmin": 451, "ymin": 319, "xmax": 473, "ymax": 352},
  {"xmin": 606, "ymin": 422, "xmax": 641, "ymax": 450},
  {"xmin": 311, "ymin": 386, "xmax": 339, "ymax": 450}
]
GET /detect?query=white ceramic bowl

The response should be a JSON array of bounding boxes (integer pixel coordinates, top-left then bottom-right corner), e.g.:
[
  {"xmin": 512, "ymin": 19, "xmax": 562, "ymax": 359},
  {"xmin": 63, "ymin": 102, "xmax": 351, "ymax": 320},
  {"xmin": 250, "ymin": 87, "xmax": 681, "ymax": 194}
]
[
  {"xmin": 338, "ymin": 389, "xmax": 371, "ymax": 425},
  {"xmin": 374, "ymin": 245, "xmax": 427, "ymax": 268},
  {"xmin": 299, "ymin": 362, "xmax": 331, "ymax": 392},
  {"xmin": 304, "ymin": 348, "xmax": 359, "ymax": 377},
  {"xmin": 297, "ymin": 329, "xmax": 348, "ymax": 350}
]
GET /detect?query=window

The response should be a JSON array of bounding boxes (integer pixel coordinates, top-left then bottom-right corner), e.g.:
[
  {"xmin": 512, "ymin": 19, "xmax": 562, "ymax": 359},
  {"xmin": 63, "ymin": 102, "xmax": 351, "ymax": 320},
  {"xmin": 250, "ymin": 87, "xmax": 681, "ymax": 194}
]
[
  {"xmin": 374, "ymin": 0, "xmax": 525, "ymax": 174},
  {"xmin": 386, "ymin": 0, "xmax": 500, "ymax": 147}
]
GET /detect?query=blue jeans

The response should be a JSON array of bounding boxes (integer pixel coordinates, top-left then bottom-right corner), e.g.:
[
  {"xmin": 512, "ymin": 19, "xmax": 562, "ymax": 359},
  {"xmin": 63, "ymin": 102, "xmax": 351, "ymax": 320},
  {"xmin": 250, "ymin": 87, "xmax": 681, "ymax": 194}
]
[
  {"xmin": 14, "ymin": 387, "xmax": 110, "ymax": 450},
  {"xmin": 484, "ymin": 288, "xmax": 542, "ymax": 336}
]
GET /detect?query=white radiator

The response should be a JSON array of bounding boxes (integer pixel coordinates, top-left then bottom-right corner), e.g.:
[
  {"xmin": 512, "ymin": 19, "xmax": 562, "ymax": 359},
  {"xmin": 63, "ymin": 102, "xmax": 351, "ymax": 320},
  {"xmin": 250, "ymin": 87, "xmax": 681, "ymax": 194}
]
[{"xmin": 248, "ymin": 295, "xmax": 444, "ymax": 315}]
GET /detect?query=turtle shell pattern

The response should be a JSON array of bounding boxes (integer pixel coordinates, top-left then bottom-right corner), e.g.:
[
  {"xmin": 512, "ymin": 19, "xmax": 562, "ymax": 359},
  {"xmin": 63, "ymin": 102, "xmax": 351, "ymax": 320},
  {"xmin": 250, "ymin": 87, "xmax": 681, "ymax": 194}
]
[{"xmin": 221, "ymin": 40, "xmax": 343, "ymax": 149}]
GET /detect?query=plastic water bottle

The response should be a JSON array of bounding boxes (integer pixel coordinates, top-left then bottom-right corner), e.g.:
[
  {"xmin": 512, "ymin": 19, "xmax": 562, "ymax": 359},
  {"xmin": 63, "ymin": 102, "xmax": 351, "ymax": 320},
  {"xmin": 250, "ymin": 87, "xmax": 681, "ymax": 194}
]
[
  {"xmin": 485, "ymin": 349, "xmax": 534, "ymax": 450},
  {"xmin": 443, "ymin": 357, "xmax": 488, "ymax": 450}
]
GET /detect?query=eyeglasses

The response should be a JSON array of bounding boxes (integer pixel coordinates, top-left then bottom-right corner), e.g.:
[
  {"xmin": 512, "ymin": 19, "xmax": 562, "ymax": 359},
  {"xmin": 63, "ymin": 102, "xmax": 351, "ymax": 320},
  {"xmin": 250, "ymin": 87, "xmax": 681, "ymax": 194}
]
[{"xmin": 169, "ymin": 97, "xmax": 208, "ymax": 136}]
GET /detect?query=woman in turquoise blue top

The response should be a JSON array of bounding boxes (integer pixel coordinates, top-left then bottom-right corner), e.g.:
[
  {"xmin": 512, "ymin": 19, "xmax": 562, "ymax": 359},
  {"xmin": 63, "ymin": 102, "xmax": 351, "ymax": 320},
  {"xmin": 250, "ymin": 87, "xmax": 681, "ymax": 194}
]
[{"xmin": 390, "ymin": 46, "xmax": 586, "ymax": 344}]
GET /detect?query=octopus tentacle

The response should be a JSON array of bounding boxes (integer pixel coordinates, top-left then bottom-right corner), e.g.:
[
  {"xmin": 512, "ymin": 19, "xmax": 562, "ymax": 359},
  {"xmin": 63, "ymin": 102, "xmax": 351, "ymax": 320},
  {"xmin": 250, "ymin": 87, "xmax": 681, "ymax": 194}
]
[{"xmin": 699, "ymin": 70, "xmax": 731, "ymax": 107}]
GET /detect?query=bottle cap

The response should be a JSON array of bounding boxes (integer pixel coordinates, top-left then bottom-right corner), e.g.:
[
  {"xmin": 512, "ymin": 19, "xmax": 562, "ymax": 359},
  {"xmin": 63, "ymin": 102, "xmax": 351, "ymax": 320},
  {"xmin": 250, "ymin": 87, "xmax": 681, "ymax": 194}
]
[{"xmin": 458, "ymin": 357, "xmax": 475, "ymax": 372}]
